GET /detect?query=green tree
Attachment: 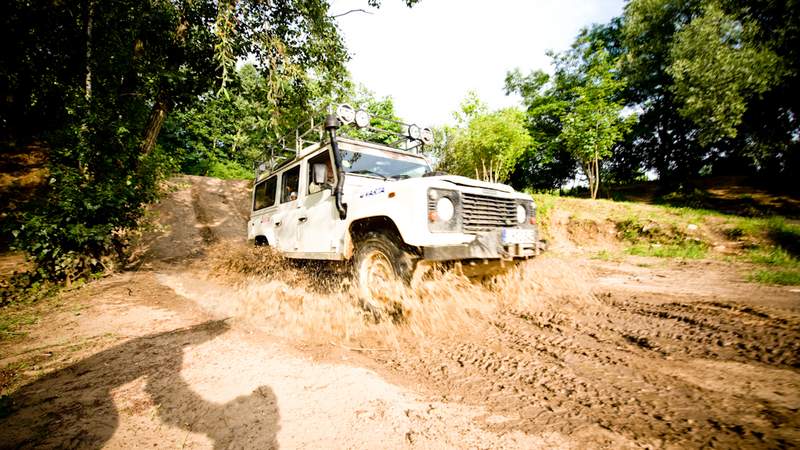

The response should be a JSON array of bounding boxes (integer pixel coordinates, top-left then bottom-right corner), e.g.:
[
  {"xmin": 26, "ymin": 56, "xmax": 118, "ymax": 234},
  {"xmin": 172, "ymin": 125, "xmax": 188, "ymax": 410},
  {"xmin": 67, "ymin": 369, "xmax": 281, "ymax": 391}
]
[
  {"xmin": 1, "ymin": 0, "xmax": 414, "ymax": 280},
  {"xmin": 504, "ymin": 69, "xmax": 578, "ymax": 190},
  {"xmin": 558, "ymin": 48, "xmax": 633, "ymax": 199},
  {"xmin": 506, "ymin": 43, "xmax": 631, "ymax": 196},
  {"xmin": 667, "ymin": 3, "xmax": 786, "ymax": 145},
  {"xmin": 619, "ymin": 0, "xmax": 799, "ymax": 179},
  {"xmin": 438, "ymin": 95, "xmax": 532, "ymax": 183}
]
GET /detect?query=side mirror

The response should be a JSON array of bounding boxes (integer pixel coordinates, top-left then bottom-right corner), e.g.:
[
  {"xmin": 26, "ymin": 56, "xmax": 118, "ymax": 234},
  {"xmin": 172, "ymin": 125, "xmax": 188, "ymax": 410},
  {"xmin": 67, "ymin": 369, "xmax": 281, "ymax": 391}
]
[{"xmin": 312, "ymin": 163, "xmax": 327, "ymax": 184}]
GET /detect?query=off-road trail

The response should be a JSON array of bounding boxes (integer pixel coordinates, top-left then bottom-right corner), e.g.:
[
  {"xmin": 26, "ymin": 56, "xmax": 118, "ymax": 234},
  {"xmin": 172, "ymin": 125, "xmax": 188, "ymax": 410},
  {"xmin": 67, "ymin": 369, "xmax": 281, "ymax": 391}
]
[{"xmin": 1, "ymin": 176, "xmax": 799, "ymax": 449}]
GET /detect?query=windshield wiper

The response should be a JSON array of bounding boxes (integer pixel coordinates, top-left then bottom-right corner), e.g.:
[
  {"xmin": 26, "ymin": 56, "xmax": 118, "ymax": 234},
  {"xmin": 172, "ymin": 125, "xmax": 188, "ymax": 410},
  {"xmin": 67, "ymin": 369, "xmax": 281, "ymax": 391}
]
[
  {"xmin": 348, "ymin": 169, "xmax": 388, "ymax": 180},
  {"xmin": 388, "ymin": 174, "xmax": 410, "ymax": 180}
]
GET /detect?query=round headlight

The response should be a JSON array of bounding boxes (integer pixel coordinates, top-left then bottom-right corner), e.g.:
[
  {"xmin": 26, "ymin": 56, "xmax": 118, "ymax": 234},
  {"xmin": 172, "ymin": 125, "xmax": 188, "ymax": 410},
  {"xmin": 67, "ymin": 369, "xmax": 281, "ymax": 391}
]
[
  {"xmin": 336, "ymin": 104, "xmax": 355, "ymax": 124},
  {"xmin": 436, "ymin": 197, "xmax": 454, "ymax": 221},
  {"xmin": 420, "ymin": 127, "xmax": 434, "ymax": 145},
  {"xmin": 407, "ymin": 124, "xmax": 421, "ymax": 140},
  {"xmin": 354, "ymin": 110, "xmax": 371, "ymax": 128},
  {"xmin": 516, "ymin": 204, "xmax": 527, "ymax": 223}
]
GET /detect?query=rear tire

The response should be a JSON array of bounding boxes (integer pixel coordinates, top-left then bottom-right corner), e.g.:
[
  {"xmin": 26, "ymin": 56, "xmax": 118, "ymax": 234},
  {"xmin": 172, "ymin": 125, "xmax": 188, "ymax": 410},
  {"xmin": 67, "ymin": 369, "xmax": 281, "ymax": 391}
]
[{"xmin": 352, "ymin": 231, "xmax": 416, "ymax": 320}]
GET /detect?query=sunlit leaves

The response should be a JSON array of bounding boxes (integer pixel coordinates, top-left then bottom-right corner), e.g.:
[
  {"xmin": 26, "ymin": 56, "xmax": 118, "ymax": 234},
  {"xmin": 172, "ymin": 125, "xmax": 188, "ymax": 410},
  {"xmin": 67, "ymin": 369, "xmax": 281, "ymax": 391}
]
[
  {"xmin": 667, "ymin": 3, "xmax": 785, "ymax": 144},
  {"xmin": 439, "ymin": 101, "xmax": 533, "ymax": 184}
]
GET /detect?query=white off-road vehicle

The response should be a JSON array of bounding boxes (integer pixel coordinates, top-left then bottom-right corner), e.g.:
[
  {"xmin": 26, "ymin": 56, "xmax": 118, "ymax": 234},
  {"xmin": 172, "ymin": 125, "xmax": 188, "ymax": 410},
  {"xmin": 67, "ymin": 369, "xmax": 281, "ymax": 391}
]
[{"xmin": 247, "ymin": 105, "xmax": 541, "ymax": 311}]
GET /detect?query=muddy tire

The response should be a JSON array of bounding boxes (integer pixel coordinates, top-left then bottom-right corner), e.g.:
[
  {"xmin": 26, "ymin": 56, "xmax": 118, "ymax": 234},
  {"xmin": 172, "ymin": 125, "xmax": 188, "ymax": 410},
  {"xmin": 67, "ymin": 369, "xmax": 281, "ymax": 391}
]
[{"xmin": 352, "ymin": 231, "xmax": 416, "ymax": 320}]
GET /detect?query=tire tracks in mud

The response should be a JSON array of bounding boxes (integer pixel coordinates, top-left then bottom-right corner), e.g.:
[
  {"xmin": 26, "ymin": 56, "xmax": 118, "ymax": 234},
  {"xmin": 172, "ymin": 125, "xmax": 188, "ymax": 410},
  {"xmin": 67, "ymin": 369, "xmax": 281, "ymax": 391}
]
[
  {"xmin": 191, "ymin": 183, "xmax": 218, "ymax": 245},
  {"xmin": 189, "ymin": 177, "xmax": 249, "ymax": 246},
  {"xmin": 374, "ymin": 297, "xmax": 800, "ymax": 448}
]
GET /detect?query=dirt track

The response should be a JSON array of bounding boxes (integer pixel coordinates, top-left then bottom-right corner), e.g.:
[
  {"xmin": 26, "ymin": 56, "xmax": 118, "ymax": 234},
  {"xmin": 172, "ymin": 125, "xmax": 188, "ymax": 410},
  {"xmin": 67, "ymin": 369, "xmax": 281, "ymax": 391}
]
[{"xmin": 1, "ymin": 175, "xmax": 799, "ymax": 449}]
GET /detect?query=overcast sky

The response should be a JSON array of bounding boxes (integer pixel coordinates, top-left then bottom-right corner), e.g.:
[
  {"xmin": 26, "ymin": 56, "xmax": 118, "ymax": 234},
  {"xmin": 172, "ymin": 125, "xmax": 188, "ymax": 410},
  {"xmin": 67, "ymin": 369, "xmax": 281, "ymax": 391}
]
[{"xmin": 331, "ymin": 0, "xmax": 625, "ymax": 127}]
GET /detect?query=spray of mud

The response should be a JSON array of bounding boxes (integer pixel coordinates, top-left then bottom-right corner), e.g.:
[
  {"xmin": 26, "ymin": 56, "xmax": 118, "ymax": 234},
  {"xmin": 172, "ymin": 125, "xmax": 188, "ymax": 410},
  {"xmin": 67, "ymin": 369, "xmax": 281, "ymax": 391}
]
[{"xmin": 201, "ymin": 243, "xmax": 598, "ymax": 347}]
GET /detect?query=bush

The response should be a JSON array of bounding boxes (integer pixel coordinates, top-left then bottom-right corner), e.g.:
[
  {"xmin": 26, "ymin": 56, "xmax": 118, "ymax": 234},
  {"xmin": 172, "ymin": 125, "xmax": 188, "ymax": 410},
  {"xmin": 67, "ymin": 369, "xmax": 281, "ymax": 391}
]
[
  {"xmin": 8, "ymin": 112, "xmax": 176, "ymax": 282},
  {"xmin": 207, "ymin": 159, "xmax": 253, "ymax": 180}
]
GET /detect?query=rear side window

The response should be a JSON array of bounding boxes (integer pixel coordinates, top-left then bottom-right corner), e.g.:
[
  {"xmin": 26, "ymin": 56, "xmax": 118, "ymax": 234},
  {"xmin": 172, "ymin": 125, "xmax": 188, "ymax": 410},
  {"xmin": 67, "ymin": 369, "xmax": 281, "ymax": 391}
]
[
  {"xmin": 281, "ymin": 166, "xmax": 301, "ymax": 203},
  {"xmin": 253, "ymin": 176, "xmax": 277, "ymax": 210}
]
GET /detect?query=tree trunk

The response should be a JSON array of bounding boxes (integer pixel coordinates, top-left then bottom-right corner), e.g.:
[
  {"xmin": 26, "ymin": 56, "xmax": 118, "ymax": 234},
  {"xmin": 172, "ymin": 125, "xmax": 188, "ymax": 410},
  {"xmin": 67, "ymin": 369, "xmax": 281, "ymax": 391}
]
[
  {"xmin": 139, "ymin": 91, "xmax": 169, "ymax": 156},
  {"xmin": 84, "ymin": 0, "xmax": 93, "ymax": 100},
  {"xmin": 582, "ymin": 161, "xmax": 593, "ymax": 199},
  {"xmin": 591, "ymin": 153, "xmax": 600, "ymax": 200},
  {"xmin": 137, "ymin": 9, "xmax": 189, "ymax": 157}
]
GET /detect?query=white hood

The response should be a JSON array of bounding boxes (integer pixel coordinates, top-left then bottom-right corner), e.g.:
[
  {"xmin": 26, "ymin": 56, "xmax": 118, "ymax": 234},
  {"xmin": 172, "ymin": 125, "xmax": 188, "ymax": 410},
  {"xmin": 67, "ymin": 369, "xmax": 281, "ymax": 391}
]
[
  {"xmin": 342, "ymin": 173, "xmax": 519, "ymax": 198},
  {"xmin": 429, "ymin": 175, "xmax": 515, "ymax": 193}
]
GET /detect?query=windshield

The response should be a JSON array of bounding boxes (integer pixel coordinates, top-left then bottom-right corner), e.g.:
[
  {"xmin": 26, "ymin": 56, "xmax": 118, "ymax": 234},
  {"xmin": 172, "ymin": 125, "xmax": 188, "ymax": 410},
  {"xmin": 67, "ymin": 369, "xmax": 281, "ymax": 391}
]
[{"xmin": 340, "ymin": 150, "xmax": 430, "ymax": 179}]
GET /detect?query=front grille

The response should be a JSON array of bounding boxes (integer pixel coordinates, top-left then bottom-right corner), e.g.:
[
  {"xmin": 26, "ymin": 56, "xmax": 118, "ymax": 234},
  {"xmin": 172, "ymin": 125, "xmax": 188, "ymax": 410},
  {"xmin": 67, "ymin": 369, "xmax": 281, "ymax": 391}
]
[{"xmin": 461, "ymin": 192, "xmax": 517, "ymax": 232}]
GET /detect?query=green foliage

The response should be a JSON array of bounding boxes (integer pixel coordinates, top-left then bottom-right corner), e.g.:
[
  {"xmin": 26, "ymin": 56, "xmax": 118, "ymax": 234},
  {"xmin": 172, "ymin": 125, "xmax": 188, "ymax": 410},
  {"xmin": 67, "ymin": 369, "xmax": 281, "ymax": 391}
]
[
  {"xmin": 667, "ymin": 3, "xmax": 785, "ymax": 144},
  {"xmin": 746, "ymin": 247, "xmax": 798, "ymax": 268},
  {"xmin": 618, "ymin": 0, "xmax": 800, "ymax": 179},
  {"xmin": 2, "ymin": 0, "xmax": 356, "ymax": 281},
  {"xmin": 160, "ymin": 64, "xmax": 273, "ymax": 177},
  {"xmin": 504, "ymin": 70, "xmax": 578, "ymax": 190},
  {"xmin": 749, "ymin": 269, "xmax": 800, "ymax": 286},
  {"xmin": 0, "ymin": 309, "xmax": 39, "ymax": 340},
  {"xmin": 338, "ymin": 85, "xmax": 405, "ymax": 145},
  {"xmin": 627, "ymin": 242, "xmax": 708, "ymax": 259},
  {"xmin": 437, "ymin": 96, "xmax": 532, "ymax": 183},
  {"xmin": 506, "ymin": 44, "xmax": 632, "ymax": 197},
  {"xmin": 206, "ymin": 160, "xmax": 253, "ymax": 180}
]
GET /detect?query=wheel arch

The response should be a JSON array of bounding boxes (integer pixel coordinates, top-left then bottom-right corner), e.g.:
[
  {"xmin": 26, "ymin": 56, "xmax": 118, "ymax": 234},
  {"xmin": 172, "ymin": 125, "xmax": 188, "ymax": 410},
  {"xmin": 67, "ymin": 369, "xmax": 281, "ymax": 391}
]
[{"xmin": 345, "ymin": 215, "xmax": 415, "ymax": 260}]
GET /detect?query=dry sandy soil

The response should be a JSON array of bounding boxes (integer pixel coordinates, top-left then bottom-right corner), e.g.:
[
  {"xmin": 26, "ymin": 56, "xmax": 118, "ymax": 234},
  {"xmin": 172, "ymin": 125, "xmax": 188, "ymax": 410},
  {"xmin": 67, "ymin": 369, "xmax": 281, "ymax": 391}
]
[{"xmin": 1, "ymin": 175, "xmax": 798, "ymax": 449}]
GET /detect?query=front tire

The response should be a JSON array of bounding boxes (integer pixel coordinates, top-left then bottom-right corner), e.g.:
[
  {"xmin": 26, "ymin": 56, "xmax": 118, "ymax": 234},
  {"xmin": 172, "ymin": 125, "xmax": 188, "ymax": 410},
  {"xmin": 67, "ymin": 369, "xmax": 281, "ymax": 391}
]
[{"xmin": 352, "ymin": 231, "xmax": 416, "ymax": 320}]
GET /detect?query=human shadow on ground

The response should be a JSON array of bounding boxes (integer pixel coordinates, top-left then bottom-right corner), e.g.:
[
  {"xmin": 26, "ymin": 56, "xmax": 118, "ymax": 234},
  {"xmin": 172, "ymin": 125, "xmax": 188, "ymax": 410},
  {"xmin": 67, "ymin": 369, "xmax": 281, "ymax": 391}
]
[{"xmin": 0, "ymin": 320, "xmax": 280, "ymax": 449}]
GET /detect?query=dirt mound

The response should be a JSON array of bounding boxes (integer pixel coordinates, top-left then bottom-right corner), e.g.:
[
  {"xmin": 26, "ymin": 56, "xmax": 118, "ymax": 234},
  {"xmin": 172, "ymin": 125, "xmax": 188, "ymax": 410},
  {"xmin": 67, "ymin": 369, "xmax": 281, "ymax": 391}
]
[{"xmin": 129, "ymin": 175, "xmax": 251, "ymax": 267}]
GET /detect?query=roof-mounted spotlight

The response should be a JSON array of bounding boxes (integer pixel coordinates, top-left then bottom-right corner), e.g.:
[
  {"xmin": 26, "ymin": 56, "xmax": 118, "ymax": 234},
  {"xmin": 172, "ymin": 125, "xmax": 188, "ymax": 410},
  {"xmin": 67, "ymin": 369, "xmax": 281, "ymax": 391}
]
[
  {"xmin": 407, "ymin": 124, "xmax": 421, "ymax": 140},
  {"xmin": 354, "ymin": 110, "xmax": 371, "ymax": 128},
  {"xmin": 420, "ymin": 127, "xmax": 434, "ymax": 145},
  {"xmin": 336, "ymin": 104, "xmax": 356, "ymax": 124}
]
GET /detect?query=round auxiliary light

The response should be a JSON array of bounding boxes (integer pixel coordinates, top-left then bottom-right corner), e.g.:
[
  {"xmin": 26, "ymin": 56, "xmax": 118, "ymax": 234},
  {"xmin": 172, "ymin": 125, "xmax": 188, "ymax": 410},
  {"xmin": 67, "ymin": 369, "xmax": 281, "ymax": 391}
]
[
  {"xmin": 407, "ymin": 124, "xmax": 421, "ymax": 140},
  {"xmin": 436, "ymin": 197, "xmax": 455, "ymax": 221},
  {"xmin": 516, "ymin": 204, "xmax": 527, "ymax": 224},
  {"xmin": 336, "ymin": 104, "xmax": 356, "ymax": 124},
  {"xmin": 354, "ymin": 110, "xmax": 371, "ymax": 128},
  {"xmin": 420, "ymin": 127, "xmax": 434, "ymax": 145}
]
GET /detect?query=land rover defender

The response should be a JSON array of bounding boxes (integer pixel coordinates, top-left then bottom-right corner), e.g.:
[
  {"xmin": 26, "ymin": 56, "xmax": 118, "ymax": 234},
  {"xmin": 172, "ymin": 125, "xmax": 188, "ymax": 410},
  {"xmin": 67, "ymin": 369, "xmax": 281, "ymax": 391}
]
[{"xmin": 247, "ymin": 104, "xmax": 541, "ymax": 311}]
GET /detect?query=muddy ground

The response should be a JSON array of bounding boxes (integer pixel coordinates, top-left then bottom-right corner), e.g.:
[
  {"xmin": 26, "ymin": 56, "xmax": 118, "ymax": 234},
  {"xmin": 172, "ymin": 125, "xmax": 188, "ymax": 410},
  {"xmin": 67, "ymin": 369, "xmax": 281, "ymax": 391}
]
[{"xmin": 1, "ymin": 175, "xmax": 798, "ymax": 449}]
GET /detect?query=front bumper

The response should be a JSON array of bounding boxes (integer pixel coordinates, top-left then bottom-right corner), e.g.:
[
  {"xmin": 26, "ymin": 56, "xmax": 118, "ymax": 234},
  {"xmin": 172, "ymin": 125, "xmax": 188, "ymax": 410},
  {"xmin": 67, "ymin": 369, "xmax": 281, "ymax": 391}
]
[{"xmin": 422, "ymin": 229, "xmax": 540, "ymax": 262}]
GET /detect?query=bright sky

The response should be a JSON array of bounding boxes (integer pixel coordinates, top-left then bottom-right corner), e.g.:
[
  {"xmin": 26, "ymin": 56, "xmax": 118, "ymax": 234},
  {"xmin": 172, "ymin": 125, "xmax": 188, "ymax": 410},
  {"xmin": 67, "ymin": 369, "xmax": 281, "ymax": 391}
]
[{"xmin": 332, "ymin": 0, "xmax": 625, "ymax": 127}]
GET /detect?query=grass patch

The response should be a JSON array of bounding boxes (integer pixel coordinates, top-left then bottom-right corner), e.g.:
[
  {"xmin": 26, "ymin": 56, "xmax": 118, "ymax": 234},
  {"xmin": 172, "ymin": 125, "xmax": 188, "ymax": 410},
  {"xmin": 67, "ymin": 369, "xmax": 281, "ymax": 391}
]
[
  {"xmin": 749, "ymin": 269, "xmax": 800, "ymax": 286},
  {"xmin": 592, "ymin": 250, "xmax": 623, "ymax": 262},
  {"xmin": 0, "ymin": 278, "xmax": 56, "ymax": 341},
  {"xmin": 744, "ymin": 245, "xmax": 800, "ymax": 286},
  {"xmin": 531, "ymin": 193, "xmax": 800, "ymax": 285},
  {"xmin": 627, "ymin": 242, "xmax": 708, "ymax": 259},
  {"xmin": 746, "ymin": 247, "xmax": 798, "ymax": 268},
  {"xmin": 0, "ymin": 310, "xmax": 39, "ymax": 340}
]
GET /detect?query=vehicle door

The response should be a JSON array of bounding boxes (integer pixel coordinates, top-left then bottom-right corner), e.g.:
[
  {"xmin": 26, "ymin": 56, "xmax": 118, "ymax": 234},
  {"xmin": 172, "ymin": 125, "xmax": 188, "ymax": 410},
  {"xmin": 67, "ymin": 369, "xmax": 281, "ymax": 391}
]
[
  {"xmin": 249, "ymin": 175, "xmax": 279, "ymax": 242},
  {"xmin": 297, "ymin": 149, "xmax": 340, "ymax": 255},
  {"xmin": 272, "ymin": 164, "xmax": 303, "ymax": 252}
]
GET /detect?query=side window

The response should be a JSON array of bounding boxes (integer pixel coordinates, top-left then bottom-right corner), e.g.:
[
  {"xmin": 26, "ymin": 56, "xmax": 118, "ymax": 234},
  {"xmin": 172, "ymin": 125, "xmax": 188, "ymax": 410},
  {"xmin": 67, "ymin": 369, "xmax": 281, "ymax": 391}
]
[
  {"xmin": 280, "ymin": 166, "xmax": 301, "ymax": 203},
  {"xmin": 253, "ymin": 176, "xmax": 277, "ymax": 211},
  {"xmin": 307, "ymin": 151, "xmax": 334, "ymax": 195}
]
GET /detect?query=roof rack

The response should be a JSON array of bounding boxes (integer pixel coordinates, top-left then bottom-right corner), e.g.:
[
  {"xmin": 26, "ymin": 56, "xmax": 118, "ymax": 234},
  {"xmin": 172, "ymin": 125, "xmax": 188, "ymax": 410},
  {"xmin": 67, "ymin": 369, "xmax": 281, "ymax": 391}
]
[{"xmin": 254, "ymin": 103, "xmax": 434, "ymax": 179}]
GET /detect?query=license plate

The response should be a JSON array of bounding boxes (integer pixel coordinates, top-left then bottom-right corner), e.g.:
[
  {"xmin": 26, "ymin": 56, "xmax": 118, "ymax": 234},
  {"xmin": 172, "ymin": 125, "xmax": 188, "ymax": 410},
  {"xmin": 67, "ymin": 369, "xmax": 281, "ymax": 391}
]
[{"xmin": 501, "ymin": 229, "xmax": 535, "ymax": 244}]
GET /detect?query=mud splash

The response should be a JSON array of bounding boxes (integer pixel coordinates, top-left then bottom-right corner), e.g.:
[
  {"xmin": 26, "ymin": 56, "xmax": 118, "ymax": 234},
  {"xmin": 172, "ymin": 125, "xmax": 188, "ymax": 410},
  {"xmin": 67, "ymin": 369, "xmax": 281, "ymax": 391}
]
[{"xmin": 171, "ymin": 243, "xmax": 599, "ymax": 347}]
